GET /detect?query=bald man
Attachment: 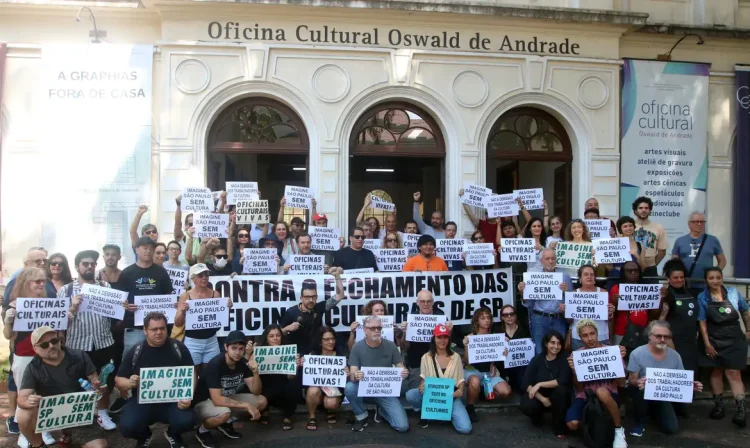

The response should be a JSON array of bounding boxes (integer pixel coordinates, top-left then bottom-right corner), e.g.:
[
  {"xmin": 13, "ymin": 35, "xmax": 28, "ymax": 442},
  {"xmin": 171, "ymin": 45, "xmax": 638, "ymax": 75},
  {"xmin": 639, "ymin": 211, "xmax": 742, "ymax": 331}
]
[
  {"xmin": 3, "ymin": 249, "xmax": 57, "ymax": 309},
  {"xmin": 585, "ymin": 198, "xmax": 599, "ymax": 213}
]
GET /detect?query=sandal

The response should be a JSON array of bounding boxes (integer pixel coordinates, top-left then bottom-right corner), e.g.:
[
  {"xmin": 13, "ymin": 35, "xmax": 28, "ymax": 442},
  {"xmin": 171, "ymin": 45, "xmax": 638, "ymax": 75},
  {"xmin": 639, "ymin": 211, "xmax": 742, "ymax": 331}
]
[
  {"xmin": 283, "ymin": 418, "xmax": 293, "ymax": 431},
  {"xmin": 326, "ymin": 410, "xmax": 337, "ymax": 425},
  {"xmin": 306, "ymin": 418, "xmax": 317, "ymax": 431},
  {"xmin": 258, "ymin": 413, "xmax": 269, "ymax": 425}
]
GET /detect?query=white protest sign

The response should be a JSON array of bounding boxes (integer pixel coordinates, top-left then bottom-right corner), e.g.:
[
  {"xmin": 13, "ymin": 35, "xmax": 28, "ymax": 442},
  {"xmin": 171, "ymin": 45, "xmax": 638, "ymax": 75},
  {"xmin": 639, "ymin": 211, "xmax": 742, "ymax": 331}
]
[
  {"xmin": 555, "ymin": 242, "xmax": 593, "ymax": 269},
  {"xmin": 235, "ymin": 200, "xmax": 269, "ymax": 225},
  {"xmin": 226, "ymin": 181, "xmax": 259, "ymax": 205},
  {"xmin": 462, "ymin": 183, "xmax": 491, "ymax": 208},
  {"xmin": 405, "ymin": 314, "xmax": 447, "ymax": 343},
  {"xmin": 134, "ymin": 295, "xmax": 177, "ymax": 327},
  {"xmin": 572, "ymin": 346, "xmax": 625, "ymax": 382},
  {"xmin": 500, "ymin": 238, "xmax": 535, "ymax": 262},
  {"xmin": 345, "ymin": 268, "xmax": 374, "ymax": 274},
  {"xmin": 464, "ymin": 243, "xmax": 495, "ymax": 266},
  {"xmin": 358, "ymin": 367, "xmax": 403, "ymax": 397},
  {"xmin": 644, "ymin": 368, "xmax": 694, "ymax": 403},
  {"xmin": 289, "ymin": 254, "xmax": 325, "ymax": 275},
  {"xmin": 618, "ymin": 284, "xmax": 661, "ymax": 311},
  {"xmin": 522, "ymin": 272, "xmax": 563, "ymax": 301},
  {"xmin": 302, "ymin": 355, "xmax": 347, "ymax": 388},
  {"xmin": 243, "ymin": 248, "xmax": 278, "ymax": 274},
  {"xmin": 565, "ymin": 292, "xmax": 609, "ymax": 320},
  {"xmin": 79, "ymin": 284, "xmax": 126, "ymax": 320},
  {"xmin": 402, "ymin": 233, "xmax": 421, "ymax": 256},
  {"xmin": 370, "ymin": 195, "xmax": 395, "ymax": 212},
  {"xmin": 253, "ymin": 345, "xmax": 297, "ymax": 375},
  {"xmin": 185, "ymin": 297, "xmax": 229, "ymax": 331},
  {"xmin": 284, "ymin": 185, "xmax": 315, "ymax": 209},
  {"xmin": 373, "ymin": 248, "xmax": 407, "ymax": 272},
  {"xmin": 194, "ymin": 213, "xmax": 230, "ymax": 238},
  {"xmin": 14, "ymin": 297, "xmax": 68, "ymax": 332},
  {"xmin": 505, "ymin": 338, "xmax": 535, "ymax": 368},
  {"xmin": 594, "ymin": 237, "xmax": 631, "ymax": 264},
  {"xmin": 468, "ymin": 333, "xmax": 507, "ymax": 364},
  {"xmin": 356, "ymin": 315, "xmax": 394, "ymax": 342},
  {"xmin": 363, "ymin": 239, "xmax": 381, "ymax": 250},
  {"xmin": 181, "ymin": 187, "xmax": 213, "ymax": 212},
  {"xmin": 584, "ymin": 219, "xmax": 610, "ymax": 240},
  {"xmin": 484, "ymin": 194, "xmax": 519, "ymax": 218},
  {"xmin": 513, "ymin": 188, "xmax": 544, "ymax": 210},
  {"xmin": 35, "ymin": 392, "xmax": 97, "ymax": 433},
  {"xmin": 166, "ymin": 267, "xmax": 188, "ymax": 296},
  {"xmin": 437, "ymin": 238, "xmax": 469, "ymax": 262},
  {"xmin": 139, "ymin": 366, "xmax": 195, "ymax": 404},
  {"xmin": 309, "ymin": 226, "xmax": 342, "ymax": 251}
]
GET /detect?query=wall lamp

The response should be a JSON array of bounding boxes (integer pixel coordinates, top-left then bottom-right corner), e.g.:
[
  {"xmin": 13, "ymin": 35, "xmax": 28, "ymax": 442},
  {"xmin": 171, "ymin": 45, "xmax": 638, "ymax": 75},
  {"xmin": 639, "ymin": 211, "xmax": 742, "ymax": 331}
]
[
  {"xmin": 657, "ymin": 33, "xmax": 704, "ymax": 61},
  {"xmin": 75, "ymin": 7, "xmax": 107, "ymax": 43}
]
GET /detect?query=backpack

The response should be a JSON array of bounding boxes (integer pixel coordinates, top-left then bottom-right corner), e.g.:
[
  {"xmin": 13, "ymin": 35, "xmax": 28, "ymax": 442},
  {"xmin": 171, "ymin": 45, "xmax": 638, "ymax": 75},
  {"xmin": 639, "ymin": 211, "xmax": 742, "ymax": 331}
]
[
  {"xmin": 131, "ymin": 340, "xmax": 183, "ymax": 370},
  {"xmin": 582, "ymin": 389, "xmax": 615, "ymax": 448}
]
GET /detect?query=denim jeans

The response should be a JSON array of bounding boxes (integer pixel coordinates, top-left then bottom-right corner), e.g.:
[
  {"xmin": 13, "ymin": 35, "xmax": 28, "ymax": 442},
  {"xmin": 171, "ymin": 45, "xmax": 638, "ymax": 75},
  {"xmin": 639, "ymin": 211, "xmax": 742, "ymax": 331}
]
[
  {"xmin": 627, "ymin": 387, "xmax": 679, "ymax": 434},
  {"xmin": 530, "ymin": 314, "xmax": 568, "ymax": 355},
  {"xmin": 405, "ymin": 388, "xmax": 471, "ymax": 434},
  {"xmin": 122, "ymin": 329, "xmax": 147, "ymax": 362},
  {"xmin": 344, "ymin": 381, "xmax": 409, "ymax": 432},
  {"xmin": 119, "ymin": 399, "xmax": 195, "ymax": 440}
]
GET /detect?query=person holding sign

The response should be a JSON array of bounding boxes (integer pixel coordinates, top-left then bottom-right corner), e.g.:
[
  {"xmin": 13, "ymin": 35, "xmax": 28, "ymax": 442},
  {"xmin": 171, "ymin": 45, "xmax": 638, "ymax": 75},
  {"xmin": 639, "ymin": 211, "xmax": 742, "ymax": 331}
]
[
  {"xmin": 462, "ymin": 230, "xmax": 498, "ymax": 271},
  {"xmin": 521, "ymin": 217, "xmax": 550, "ymax": 272},
  {"xmin": 608, "ymin": 261, "xmax": 653, "ymax": 352},
  {"xmin": 261, "ymin": 222, "xmax": 298, "ymax": 264},
  {"xmin": 17, "ymin": 326, "xmax": 107, "ymax": 448},
  {"xmin": 194, "ymin": 240, "xmax": 233, "ymax": 277},
  {"xmin": 632, "ymin": 197, "xmax": 669, "ymax": 280},
  {"xmin": 405, "ymin": 324, "xmax": 471, "ymax": 434},
  {"xmin": 626, "ymin": 321, "xmax": 703, "ymax": 437},
  {"xmin": 566, "ymin": 265, "xmax": 615, "ymax": 351},
  {"xmin": 228, "ymin": 221, "xmax": 257, "ymax": 274},
  {"xmin": 381, "ymin": 231, "xmax": 403, "ymax": 249},
  {"xmin": 193, "ymin": 330, "xmax": 267, "ymax": 447},
  {"xmin": 402, "ymin": 235, "xmax": 449, "ymax": 272},
  {"xmin": 401, "ymin": 290, "xmax": 451, "ymax": 390},
  {"xmin": 173, "ymin": 195, "xmax": 202, "ymax": 265},
  {"xmin": 697, "ymin": 267, "xmax": 750, "ymax": 427},
  {"xmin": 347, "ymin": 300, "xmax": 403, "ymax": 353},
  {"xmin": 441, "ymin": 222, "xmax": 464, "ymax": 272},
  {"xmin": 254, "ymin": 324, "xmax": 302, "ymax": 431},
  {"xmin": 412, "ymin": 191, "xmax": 445, "ymax": 239},
  {"xmin": 498, "ymin": 305, "xmax": 531, "ymax": 391},
  {"xmin": 610, "ymin": 217, "xmax": 647, "ymax": 283},
  {"xmin": 304, "ymin": 326, "xmax": 349, "ymax": 430},
  {"xmin": 332, "ymin": 227, "xmax": 378, "ymax": 271}
]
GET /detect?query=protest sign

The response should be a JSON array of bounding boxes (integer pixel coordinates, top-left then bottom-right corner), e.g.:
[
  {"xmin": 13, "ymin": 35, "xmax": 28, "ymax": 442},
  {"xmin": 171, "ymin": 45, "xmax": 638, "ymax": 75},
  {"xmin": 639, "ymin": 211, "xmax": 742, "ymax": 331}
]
[
  {"xmin": 14, "ymin": 298, "xmax": 68, "ymax": 332},
  {"xmin": 500, "ymin": 238, "xmax": 535, "ymax": 262},
  {"xmin": 572, "ymin": 346, "xmax": 625, "ymax": 382},
  {"xmin": 166, "ymin": 266, "xmax": 188, "ymax": 296},
  {"xmin": 370, "ymin": 195, "xmax": 395, "ymax": 212},
  {"xmin": 35, "ymin": 392, "xmax": 97, "ymax": 433},
  {"xmin": 226, "ymin": 181, "xmax": 259, "ymax": 205},
  {"xmin": 421, "ymin": 377, "xmax": 454, "ymax": 421},
  {"xmin": 289, "ymin": 254, "xmax": 325, "ymax": 275},
  {"xmin": 185, "ymin": 297, "xmax": 229, "ymax": 331},
  {"xmin": 405, "ymin": 313, "xmax": 447, "ymax": 343},
  {"xmin": 358, "ymin": 367, "xmax": 403, "ymax": 397},
  {"xmin": 302, "ymin": 355, "xmax": 347, "ymax": 388},
  {"xmin": 522, "ymin": 272, "xmax": 563, "ymax": 301},
  {"xmin": 209, "ymin": 269, "xmax": 514, "ymax": 337},
  {"xmin": 253, "ymin": 345, "xmax": 297, "ymax": 375},
  {"xmin": 513, "ymin": 188, "xmax": 544, "ymax": 210},
  {"xmin": 235, "ymin": 200, "xmax": 269, "ymax": 225},
  {"xmin": 345, "ymin": 268, "xmax": 374, "ymax": 274},
  {"xmin": 309, "ymin": 226, "xmax": 342, "ymax": 251},
  {"xmin": 284, "ymin": 185, "xmax": 315, "ymax": 209},
  {"xmin": 565, "ymin": 292, "xmax": 609, "ymax": 320},
  {"xmin": 617, "ymin": 284, "xmax": 661, "ymax": 311},
  {"xmin": 139, "ymin": 366, "xmax": 195, "ymax": 404},
  {"xmin": 181, "ymin": 187, "xmax": 213, "ymax": 212},
  {"xmin": 464, "ymin": 243, "xmax": 495, "ymax": 266},
  {"xmin": 373, "ymin": 248, "xmax": 407, "ymax": 272},
  {"xmin": 468, "ymin": 333, "xmax": 507, "ymax": 364},
  {"xmin": 79, "ymin": 284, "xmax": 126, "ymax": 320},
  {"xmin": 242, "ymin": 248, "xmax": 278, "ymax": 274},
  {"xmin": 594, "ymin": 237, "xmax": 630, "ymax": 264},
  {"xmin": 505, "ymin": 338, "xmax": 535, "ymax": 368},
  {"xmin": 134, "ymin": 295, "xmax": 177, "ymax": 327},
  {"xmin": 363, "ymin": 239, "xmax": 381, "ymax": 250},
  {"xmin": 194, "ymin": 213, "xmax": 230, "ymax": 238},
  {"xmin": 437, "ymin": 238, "xmax": 468, "ymax": 262},
  {"xmin": 484, "ymin": 193, "xmax": 519, "ymax": 218},
  {"xmin": 644, "ymin": 368, "xmax": 694, "ymax": 403},
  {"xmin": 555, "ymin": 242, "xmax": 593, "ymax": 269},
  {"xmin": 402, "ymin": 233, "xmax": 421, "ymax": 256},
  {"xmin": 584, "ymin": 219, "xmax": 610, "ymax": 240},
  {"xmin": 356, "ymin": 315, "xmax": 394, "ymax": 342},
  {"xmin": 461, "ymin": 183, "xmax": 491, "ymax": 208}
]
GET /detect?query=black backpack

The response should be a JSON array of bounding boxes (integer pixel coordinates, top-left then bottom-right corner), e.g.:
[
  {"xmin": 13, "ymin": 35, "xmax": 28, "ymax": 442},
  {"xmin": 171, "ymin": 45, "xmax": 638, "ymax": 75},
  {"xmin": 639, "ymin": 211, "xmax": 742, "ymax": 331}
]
[{"xmin": 582, "ymin": 389, "xmax": 615, "ymax": 448}]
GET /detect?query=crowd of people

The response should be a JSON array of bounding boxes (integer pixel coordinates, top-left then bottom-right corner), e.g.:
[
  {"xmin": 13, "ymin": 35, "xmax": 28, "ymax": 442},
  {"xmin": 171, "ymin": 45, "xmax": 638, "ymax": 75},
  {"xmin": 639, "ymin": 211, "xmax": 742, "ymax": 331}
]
[{"xmin": 0, "ymin": 188, "xmax": 747, "ymax": 448}]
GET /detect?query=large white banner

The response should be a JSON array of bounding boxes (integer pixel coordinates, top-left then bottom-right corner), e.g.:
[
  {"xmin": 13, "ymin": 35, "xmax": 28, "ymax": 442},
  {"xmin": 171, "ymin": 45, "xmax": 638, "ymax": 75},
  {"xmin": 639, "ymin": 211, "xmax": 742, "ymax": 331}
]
[{"xmin": 620, "ymin": 59, "xmax": 709, "ymax": 246}]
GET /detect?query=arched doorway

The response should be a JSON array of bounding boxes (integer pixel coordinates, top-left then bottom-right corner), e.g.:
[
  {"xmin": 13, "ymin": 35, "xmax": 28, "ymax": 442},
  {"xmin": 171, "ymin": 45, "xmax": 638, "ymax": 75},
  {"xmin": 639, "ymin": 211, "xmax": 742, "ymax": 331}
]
[
  {"xmin": 486, "ymin": 107, "xmax": 573, "ymax": 223},
  {"xmin": 348, "ymin": 102, "xmax": 445, "ymax": 231},
  {"xmin": 207, "ymin": 97, "xmax": 309, "ymax": 222}
]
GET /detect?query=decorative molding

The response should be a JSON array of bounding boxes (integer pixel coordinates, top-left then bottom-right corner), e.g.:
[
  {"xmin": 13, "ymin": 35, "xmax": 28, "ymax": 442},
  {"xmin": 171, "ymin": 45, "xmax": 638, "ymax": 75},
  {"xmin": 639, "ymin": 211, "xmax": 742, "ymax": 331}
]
[
  {"xmin": 452, "ymin": 70, "xmax": 489, "ymax": 109},
  {"xmin": 391, "ymin": 49, "xmax": 413, "ymax": 84},
  {"xmin": 246, "ymin": 46, "xmax": 268, "ymax": 79},
  {"xmin": 709, "ymin": 160, "xmax": 733, "ymax": 169},
  {"xmin": 578, "ymin": 75, "xmax": 609, "ymax": 110},
  {"xmin": 311, "ymin": 64, "xmax": 351, "ymax": 103},
  {"xmin": 174, "ymin": 59, "xmax": 211, "ymax": 94}
]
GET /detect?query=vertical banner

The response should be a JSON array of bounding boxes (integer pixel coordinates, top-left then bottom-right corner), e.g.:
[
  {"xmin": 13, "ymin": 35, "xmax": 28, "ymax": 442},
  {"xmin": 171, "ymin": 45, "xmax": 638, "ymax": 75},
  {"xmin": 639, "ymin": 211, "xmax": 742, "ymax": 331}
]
[
  {"xmin": 39, "ymin": 45, "xmax": 153, "ymax": 264},
  {"xmin": 620, "ymin": 59, "xmax": 710, "ymax": 248},
  {"xmin": 735, "ymin": 67, "xmax": 750, "ymax": 278}
]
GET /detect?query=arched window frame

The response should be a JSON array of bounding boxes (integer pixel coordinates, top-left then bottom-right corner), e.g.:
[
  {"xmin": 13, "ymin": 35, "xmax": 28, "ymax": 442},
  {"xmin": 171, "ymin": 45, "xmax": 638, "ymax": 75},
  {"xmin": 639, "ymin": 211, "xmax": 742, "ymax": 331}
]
[
  {"xmin": 487, "ymin": 107, "xmax": 572, "ymax": 162},
  {"xmin": 362, "ymin": 189, "xmax": 394, "ymax": 226}
]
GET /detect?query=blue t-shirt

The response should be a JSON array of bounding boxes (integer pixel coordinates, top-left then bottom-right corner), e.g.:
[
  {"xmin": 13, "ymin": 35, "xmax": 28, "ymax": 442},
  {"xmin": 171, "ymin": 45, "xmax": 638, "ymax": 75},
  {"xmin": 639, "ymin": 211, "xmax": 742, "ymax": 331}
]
[
  {"xmin": 697, "ymin": 287, "xmax": 748, "ymax": 321},
  {"xmin": 671, "ymin": 233, "xmax": 723, "ymax": 284}
]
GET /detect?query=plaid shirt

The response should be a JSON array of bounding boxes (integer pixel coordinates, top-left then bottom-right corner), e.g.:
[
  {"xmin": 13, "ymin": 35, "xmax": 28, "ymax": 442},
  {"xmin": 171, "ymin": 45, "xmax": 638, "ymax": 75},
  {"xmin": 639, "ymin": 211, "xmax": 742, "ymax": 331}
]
[{"xmin": 59, "ymin": 279, "xmax": 115, "ymax": 351}]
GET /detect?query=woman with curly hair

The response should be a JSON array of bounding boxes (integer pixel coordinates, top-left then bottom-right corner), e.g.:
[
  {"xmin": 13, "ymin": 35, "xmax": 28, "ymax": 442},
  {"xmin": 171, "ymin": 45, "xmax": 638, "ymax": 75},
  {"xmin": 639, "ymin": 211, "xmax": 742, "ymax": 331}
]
[{"xmin": 381, "ymin": 231, "xmax": 403, "ymax": 249}]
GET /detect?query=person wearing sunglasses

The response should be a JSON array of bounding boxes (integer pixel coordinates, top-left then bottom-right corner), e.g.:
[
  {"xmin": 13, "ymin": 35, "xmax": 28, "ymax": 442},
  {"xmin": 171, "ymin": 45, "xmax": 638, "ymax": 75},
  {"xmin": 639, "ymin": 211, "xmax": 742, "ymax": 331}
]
[
  {"xmin": 130, "ymin": 204, "xmax": 159, "ymax": 260},
  {"xmin": 670, "ymin": 212, "xmax": 726, "ymax": 298},
  {"xmin": 498, "ymin": 305, "xmax": 530, "ymax": 391},
  {"xmin": 17, "ymin": 326, "xmax": 108, "ymax": 448},
  {"xmin": 332, "ymin": 227, "xmax": 378, "ymax": 272},
  {"xmin": 2, "ymin": 249, "xmax": 56, "ymax": 312},
  {"xmin": 462, "ymin": 230, "xmax": 499, "ymax": 271},
  {"xmin": 45, "ymin": 253, "xmax": 73, "ymax": 293},
  {"xmin": 381, "ymin": 231, "xmax": 403, "ymax": 249}
]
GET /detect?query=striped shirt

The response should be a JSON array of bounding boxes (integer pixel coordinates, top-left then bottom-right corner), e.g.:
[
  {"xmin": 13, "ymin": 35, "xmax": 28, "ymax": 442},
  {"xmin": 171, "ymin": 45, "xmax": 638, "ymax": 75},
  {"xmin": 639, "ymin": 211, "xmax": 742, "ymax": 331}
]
[{"xmin": 58, "ymin": 279, "xmax": 115, "ymax": 351}]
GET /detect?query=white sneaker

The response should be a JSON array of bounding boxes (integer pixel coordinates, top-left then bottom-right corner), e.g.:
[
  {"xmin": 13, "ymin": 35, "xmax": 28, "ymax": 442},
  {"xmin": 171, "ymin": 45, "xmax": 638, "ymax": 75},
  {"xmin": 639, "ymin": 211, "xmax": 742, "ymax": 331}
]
[
  {"xmin": 42, "ymin": 432, "xmax": 57, "ymax": 445},
  {"xmin": 613, "ymin": 427, "xmax": 628, "ymax": 448},
  {"xmin": 17, "ymin": 433, "xmax": 29, "ymax": 448},
  {"xmin": 97, "ymin": 412, "xmax": 117, "ymax": 431}
]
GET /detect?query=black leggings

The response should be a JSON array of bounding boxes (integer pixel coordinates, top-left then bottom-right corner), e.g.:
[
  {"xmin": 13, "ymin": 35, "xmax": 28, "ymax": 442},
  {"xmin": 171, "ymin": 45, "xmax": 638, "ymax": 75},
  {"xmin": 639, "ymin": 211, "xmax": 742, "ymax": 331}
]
[
  {"xmin": 263, "ymin": 378, "xmax": 301, "ymax": 419},
  {"xmin": 520, "ymin": 386, "xmax": 570, "ymax": 436}
]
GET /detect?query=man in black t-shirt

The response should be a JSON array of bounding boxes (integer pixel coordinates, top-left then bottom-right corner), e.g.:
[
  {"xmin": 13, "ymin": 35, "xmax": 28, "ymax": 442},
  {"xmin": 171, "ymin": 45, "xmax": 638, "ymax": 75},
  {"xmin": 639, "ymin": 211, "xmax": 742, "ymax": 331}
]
[
  {"xmin": 331, "ymin": 227, "xmax": 378, "ymax": 271},
  {"xmin": 193, "ymin": 331, "xmax": 267, "ymax": 447},
  {"xmin": 115, "ymin": 312, "xmax": 195, "ymax": 448},
  {"xmin": 400, "ymin": 290, "xmax": 452, "ymax": 389}
]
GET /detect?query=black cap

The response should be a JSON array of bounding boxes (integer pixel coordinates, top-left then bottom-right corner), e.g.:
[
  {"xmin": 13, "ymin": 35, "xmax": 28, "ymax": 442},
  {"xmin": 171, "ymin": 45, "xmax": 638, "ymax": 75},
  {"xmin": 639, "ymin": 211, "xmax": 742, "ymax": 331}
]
[
  {"xmin": 135, "ymin": 236, "xmax": 157, "ymax": 248},
  {"xmin": 417, "ymin": 234, "xmax": 436, "ymax": 248},
  {"xmin": 225, "ymin": 330, "xmax": 247, "ymax": 345}
]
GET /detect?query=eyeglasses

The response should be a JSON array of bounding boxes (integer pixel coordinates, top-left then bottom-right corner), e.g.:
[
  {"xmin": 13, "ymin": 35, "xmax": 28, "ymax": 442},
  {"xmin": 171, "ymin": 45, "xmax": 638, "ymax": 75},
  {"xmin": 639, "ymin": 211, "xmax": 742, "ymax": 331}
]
[
  {"xmin": 471, "ymin": 236, "xmax": 484, "ymax": 242},
  {"xmin": 652, "ymin": 334, "xmax": 671, "ymax": 340},
  {"xmin": 689, "ymin": 220, "xmax": 706, "ymax": 225},
  {"xmin": 37, "ymin": 338, "xmax": 60, "ymax": 349},
  {"xmin": 418, "ymin": 300, "xmax": 434, "ymax": 305},
  {"xmin": 194, "ymin": 272, "xmax": 209, "ymax": 279},
  {"xmin": 386, "ymin": 238, "xmax": 397, "ymax": 243},
  {"xmin": 238, "ymin": 233, "xmax": 250, "ymax": 238},
  {"xmin": 168, "ymin": 246, "xmax": 181, "ymax": 251},
  {"xmin": 351, "ymin": 235, "xmax": 365, "ymax": 240},
  {"xmin": 144, "ymin": 229, "xmax": 157, "ymax": 235},
  {"xmin": 501, "ymin": 312, "xmax": 516, "ymax": 317},
  {"xmin": 80, "ymin": 261, "xmax": 96, "ymax": 268},
  {"xmin": 49, "ymin": 261, "xmax": 65, "ymax": 267},
  {"xmin": 147, "ymin": 327, "xmax": 166, "ymax": 333},
  {"xmin": 32, "ymin": 279, "xmax": 46, "ymax": 285},
  {"xmin": 215, "ymin": 255, "xmax": 228, "ymax": 260},
  {"xmin": 31, "ymin": 259, "xmax": 46, "ymax": 266},
  {"xmin": 365, "ymin": 326, "xmax": 382, "ymax": 332}
]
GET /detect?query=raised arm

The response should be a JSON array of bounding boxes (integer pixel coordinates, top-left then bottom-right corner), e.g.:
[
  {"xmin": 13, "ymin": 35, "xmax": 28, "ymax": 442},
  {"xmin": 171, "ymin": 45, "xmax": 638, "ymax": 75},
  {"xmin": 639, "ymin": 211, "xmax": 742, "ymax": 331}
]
[
  {"xmin": 277, "ymin": 197, "xmax": 287, "ymax": 224},
  {"xmin": 459, "ymin": 188, "xmax": 480, "ymax": 228},
  {"xmin": 543, "ymin": 200, "xmax": 550, "ymax": 229},
  {"xmin": 130, "ymin": 205, "xmax": 148, "ymax": 248},
  {"xmin": 325, "ymin": 267, "xmax": 346, "ymax": 311},
  {"xmin": 356, "ymin": 194, "xmax": 372, "ymax": 224},
  {"xmin": 174, "ymin": 195, "xmax": 185, "ymax": 241},
  {"xmin": 227, "ymin": 216, "xmax": 236, "ymax": 262},
  {"xmin": 185, "ymin": 228, "xmax": 197, "ymax": 265},
  {"xmin": 412, "ymin": 192, "xmax": 428, "ymax": 233}
]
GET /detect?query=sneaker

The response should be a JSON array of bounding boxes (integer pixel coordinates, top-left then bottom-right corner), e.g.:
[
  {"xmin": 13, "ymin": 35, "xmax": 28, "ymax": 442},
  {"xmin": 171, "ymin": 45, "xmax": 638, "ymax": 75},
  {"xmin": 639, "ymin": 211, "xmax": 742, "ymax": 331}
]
[
  {"xmin": 42, "ymin": 432, "xmax": 56, "ymax": 446},
  {"xmin": 194, "ymin": 429, "xmax": 216, "ymax": 448},
  {"xmin": 164, "ymin": 429, "xmax": 185, "ymax": 448},
  {"xmin": 96, "ymin": 413, "xmax": 117, "ymax": 431},
  {"xmin": 629, "ymin": 424, "xmax": 645, "ymax": 437},
  {"xmin": 373, "ymin": 407, "xmax": 381, "ymax": 423},
  {"xmin": 7, "ymin": 416, "xmax": 20, "ymax": 434},
  {"xmin": 466, "ymin": 405, "xmax": 479, "ymax": 423},
  {"xmin": 17, "ymin": 433, "xmax": 29, "ymax": 448},
  {"xmin": 109, "ymin": 397, "xmax": 127, "ymax": 414},
  {"xmin": 135, "ymin": 435, "xmax": 152, "ymax": 448},
  {"xmin": 418, "ymin": 419, "xmax": 429, "ymax": 428},
  {"xmin": 613, "ymin": 427, "xmax": 628, "ymax": 448},
  {"xmin": 351, "ymin": 417, "xmax": 368, "ymax": 432},
  {"xmin": 217, "ymin": 422, "xmax": 242, "ymax": 439}
]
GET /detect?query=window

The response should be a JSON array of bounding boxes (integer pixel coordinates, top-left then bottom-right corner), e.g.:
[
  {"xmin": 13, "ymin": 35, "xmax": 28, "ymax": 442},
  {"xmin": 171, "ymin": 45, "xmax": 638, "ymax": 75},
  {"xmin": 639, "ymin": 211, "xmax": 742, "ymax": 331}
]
[
  {"xmin": 362, "ymin": 189, "xmax": 393, "ymax": 226},
  {"xmin": 487, "ymin": 107, "xmax": 571, "ymax": 162},
  {"xmin": 282, "ymin": 207, "xmax": 307, "ymax": 226}
]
